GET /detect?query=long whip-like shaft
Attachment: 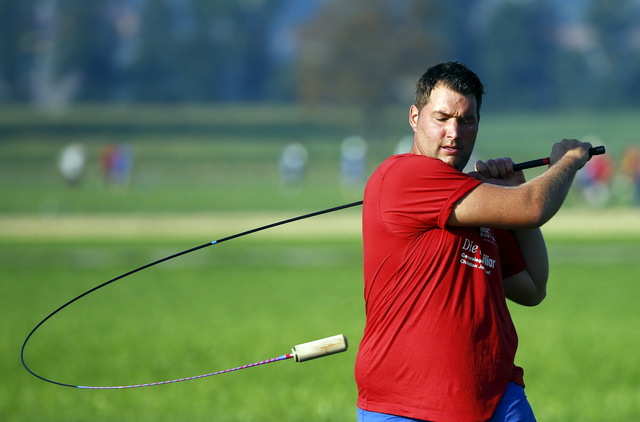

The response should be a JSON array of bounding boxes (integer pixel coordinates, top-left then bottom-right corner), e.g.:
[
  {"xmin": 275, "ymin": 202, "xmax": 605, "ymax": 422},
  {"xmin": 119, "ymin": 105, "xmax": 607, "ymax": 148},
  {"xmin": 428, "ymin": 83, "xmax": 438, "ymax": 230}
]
[{"xmin": 21, "ymin": 146, "xmax": 604, "ymax": 388}]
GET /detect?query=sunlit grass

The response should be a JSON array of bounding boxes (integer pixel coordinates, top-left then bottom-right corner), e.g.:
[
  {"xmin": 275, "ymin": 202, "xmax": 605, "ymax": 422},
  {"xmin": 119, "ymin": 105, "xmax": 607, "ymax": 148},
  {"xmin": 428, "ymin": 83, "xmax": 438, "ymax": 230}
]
[{"xmin": 2, "ymin": 235, "xmax": 639, "ymax": 421}]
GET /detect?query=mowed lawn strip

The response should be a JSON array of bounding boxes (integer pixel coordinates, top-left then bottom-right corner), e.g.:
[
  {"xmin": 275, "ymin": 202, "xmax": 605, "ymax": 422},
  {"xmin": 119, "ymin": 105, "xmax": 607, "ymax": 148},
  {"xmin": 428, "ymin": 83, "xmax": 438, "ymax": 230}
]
[{"xmin": 1, "ymin": 208, "xmax": 638, "ymax": 241}]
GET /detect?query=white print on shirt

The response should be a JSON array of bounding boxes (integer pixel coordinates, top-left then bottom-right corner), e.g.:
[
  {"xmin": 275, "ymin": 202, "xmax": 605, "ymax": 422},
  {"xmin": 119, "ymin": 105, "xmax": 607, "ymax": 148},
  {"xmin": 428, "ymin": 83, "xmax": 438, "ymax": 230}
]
[{"xmin": 460, "ymin": 237, "xmax": 496, "ymax": 275}]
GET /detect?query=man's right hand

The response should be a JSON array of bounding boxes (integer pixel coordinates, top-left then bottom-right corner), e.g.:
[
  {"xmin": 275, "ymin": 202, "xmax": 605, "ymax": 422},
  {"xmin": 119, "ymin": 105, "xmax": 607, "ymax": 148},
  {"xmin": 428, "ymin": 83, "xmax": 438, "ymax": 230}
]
[{"xmin": 550, "ymin": 139, "xmax": 592, "ymax": 169}]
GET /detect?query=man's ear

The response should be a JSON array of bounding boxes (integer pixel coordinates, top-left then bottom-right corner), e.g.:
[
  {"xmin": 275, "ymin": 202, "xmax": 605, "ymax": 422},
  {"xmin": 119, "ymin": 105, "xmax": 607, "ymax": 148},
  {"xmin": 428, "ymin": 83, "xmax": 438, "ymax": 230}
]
[{"xmin": 408, "ymin": 104, "xmax": 420, "ymax": 132}]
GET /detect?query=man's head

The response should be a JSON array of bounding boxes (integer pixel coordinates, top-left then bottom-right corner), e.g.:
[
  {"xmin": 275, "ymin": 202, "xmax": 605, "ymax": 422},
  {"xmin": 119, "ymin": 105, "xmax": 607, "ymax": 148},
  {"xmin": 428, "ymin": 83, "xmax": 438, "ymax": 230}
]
[
  {"xmin": 415, "ymin": 61, "xmax": 484, "ymax": 116},
  {"xmin": 409, "ymin": 62, "xmax": 484, "ymax": 170}
]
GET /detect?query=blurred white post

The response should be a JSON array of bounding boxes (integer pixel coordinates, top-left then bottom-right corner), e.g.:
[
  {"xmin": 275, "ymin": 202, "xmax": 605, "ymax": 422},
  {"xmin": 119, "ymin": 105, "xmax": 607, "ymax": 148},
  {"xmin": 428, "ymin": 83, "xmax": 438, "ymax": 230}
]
[
  {"xmin": 58, "ymin": 143, "xmax": 87, "ymax": 187},
  {"xmin": 341, "ymin": 136, "xmax": 367, "ymax": 187},
  {"xmin": 31, "ymin": 0, "xmax": 78, "ymax": 113},
  {"xmin": 279, "ymin": 143, "xmax": 308, "ymax": 187}
]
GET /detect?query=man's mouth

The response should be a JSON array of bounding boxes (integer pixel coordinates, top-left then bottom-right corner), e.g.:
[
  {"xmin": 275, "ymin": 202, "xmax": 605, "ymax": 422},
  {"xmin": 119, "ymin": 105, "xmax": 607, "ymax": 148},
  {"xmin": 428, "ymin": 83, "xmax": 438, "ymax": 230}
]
[{"xmin": 441, "ymin": 145, "xmax": 460, "ymax": 154}]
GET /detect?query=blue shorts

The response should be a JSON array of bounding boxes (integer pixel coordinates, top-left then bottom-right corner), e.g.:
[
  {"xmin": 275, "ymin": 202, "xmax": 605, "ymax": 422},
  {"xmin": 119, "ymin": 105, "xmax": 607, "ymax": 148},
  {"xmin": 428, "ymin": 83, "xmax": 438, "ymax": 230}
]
[{"xmin": 357, "ymin": 382, "xmax": 537, "ymax": 422}]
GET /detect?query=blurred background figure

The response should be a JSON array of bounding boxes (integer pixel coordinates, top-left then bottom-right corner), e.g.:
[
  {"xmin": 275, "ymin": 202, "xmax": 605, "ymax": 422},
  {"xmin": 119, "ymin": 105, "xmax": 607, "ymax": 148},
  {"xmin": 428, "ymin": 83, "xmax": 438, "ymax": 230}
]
[
  {"xmin": 279, "ymin": 142, "xmax": 308, "ymax": 186},
  {"xmin": 112, "ymin": 144, "xmax": 133, "ymax": 186},
  {"xmin": 57, "ymin": 143, "xmax": 87, "ymax": 187},
  {"xmin": 341, "ymin": 136, "xmax": 367, "ymax": 187},
  {"xmin": 100, "ymin": 144, "xmax": 116, "ymax": 184},
  {"xmin": 578, "ymin": 149, "xmax": 614, "ymax": 207},
  {"xmin": 621, "ymin": 145, "xmax": 640, "ymax": 206},
  {"xmin": 100, "ymin": 143, "xmax": 134, "ymax": 187}
]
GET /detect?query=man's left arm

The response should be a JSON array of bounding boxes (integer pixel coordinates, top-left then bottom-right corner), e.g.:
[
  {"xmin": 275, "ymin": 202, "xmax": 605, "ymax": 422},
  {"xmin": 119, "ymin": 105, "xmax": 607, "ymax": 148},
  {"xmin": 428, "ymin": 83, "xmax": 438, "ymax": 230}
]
[
  {"xmin": 503, "ymin": 228, "xmax": 548, "ymax": 306},
  {"xmin": 469, "ymin": 157, "xmax": 549, "ymax": 306}
]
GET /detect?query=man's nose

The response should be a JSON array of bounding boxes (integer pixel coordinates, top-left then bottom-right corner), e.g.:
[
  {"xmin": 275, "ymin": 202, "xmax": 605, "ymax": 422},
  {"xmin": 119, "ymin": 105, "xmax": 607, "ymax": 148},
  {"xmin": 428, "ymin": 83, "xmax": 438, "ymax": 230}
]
[{"xmin": 445, "ymin": 119, "xmax": 460, "ymax": 139}]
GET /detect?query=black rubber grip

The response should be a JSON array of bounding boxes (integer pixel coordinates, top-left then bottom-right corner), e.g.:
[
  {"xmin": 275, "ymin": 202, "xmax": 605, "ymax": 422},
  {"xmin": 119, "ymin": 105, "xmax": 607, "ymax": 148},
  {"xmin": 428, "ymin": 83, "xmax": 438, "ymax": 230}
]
[{"xmin": 513, "ymin": 145, "xmax": 605, "ymax": 171}]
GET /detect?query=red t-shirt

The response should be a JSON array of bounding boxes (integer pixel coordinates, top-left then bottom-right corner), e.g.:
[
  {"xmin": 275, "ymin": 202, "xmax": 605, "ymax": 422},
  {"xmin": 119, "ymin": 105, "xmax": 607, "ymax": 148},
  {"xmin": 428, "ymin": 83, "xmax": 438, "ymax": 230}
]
[{"xmin": 355, "ymin": 154, "xmax": 526, "ymax": 422}]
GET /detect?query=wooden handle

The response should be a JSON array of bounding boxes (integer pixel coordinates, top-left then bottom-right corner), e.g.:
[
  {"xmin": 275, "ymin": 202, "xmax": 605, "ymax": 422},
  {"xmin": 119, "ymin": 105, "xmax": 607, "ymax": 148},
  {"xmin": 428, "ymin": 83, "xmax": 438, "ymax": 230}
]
[{"xmin": 292, "ymin": 334, "xmax": 348, "ymax": 362}]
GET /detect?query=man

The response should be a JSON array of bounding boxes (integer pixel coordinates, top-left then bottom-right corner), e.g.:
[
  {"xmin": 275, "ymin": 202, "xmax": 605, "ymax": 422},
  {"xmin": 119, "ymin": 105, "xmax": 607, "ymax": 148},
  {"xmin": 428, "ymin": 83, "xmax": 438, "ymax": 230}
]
[{"xmin": 355, "ymin": 62, "xmax": 592, "ymax": 422}]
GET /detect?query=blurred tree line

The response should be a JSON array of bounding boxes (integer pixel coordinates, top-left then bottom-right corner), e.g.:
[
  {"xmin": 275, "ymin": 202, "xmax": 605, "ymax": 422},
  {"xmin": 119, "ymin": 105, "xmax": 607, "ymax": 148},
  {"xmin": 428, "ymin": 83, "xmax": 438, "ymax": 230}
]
[{"xmin": 1, "ymin": 0, "xmax": 640, "ymax": 111}]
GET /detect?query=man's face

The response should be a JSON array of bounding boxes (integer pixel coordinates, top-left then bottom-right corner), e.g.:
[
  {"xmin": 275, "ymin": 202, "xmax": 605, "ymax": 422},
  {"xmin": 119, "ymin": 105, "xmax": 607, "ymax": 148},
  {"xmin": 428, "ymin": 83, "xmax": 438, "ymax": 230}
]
[{"xmin": 408, "ymin": 84, "xmax": 479, "ymax": 171}]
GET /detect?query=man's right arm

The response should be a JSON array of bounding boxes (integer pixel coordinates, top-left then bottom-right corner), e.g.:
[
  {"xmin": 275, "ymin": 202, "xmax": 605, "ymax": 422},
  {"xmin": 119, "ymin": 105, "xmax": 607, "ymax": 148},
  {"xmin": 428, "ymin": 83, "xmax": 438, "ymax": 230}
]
[{"xmin": 448, "ymin": 139, "xmax": 592, "ymax": 229}]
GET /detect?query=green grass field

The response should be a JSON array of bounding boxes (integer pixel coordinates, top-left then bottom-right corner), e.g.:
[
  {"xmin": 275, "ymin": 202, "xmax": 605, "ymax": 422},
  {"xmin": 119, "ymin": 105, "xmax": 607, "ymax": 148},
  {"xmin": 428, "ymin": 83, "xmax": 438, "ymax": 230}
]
[
  {"xmin": 1, "ymin": 106, "xmax": 640, "ymax": 421},
  {"xmin": 2, "ymin": 232, "xmax": 639, "ymax": 422}
]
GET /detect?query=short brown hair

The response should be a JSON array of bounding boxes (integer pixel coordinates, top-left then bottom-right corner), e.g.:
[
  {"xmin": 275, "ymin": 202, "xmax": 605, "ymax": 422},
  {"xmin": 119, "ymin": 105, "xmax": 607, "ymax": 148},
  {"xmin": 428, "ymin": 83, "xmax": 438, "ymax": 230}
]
[{"xmin": 415, "ymin": 62, "xmax": 484, "ymax": 115}]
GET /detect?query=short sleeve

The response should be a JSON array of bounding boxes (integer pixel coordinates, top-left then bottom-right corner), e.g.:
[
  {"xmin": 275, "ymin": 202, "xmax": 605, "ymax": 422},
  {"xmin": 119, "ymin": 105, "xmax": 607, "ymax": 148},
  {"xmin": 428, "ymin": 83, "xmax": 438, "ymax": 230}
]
[
  {"xmin": 495, "ymin": 229, "xmax": 527, "ymax": 278},
  {"xmin": 378, "ymin": 155, "xmax": 482, "ymax": 234}
]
